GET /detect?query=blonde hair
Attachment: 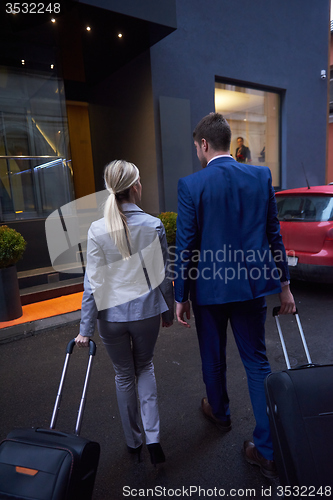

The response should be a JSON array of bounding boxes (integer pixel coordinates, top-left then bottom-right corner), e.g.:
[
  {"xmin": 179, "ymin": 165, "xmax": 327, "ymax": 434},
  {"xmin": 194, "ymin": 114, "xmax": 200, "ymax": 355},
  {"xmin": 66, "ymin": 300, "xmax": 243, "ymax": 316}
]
[{"xmin": 103, "ymin": 160, "xmax": 140, "ymax": 259}]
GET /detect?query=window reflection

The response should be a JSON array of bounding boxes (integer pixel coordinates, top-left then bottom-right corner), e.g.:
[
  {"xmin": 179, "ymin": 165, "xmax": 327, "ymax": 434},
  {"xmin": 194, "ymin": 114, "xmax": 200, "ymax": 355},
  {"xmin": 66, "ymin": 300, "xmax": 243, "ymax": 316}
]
[
  {"xmin": 0, "ymin": 66, "xmax": 73, "ymax": 220},
  {"xmin": 215, "ymin": 82, "xmax": 280, "ymax": 186}
]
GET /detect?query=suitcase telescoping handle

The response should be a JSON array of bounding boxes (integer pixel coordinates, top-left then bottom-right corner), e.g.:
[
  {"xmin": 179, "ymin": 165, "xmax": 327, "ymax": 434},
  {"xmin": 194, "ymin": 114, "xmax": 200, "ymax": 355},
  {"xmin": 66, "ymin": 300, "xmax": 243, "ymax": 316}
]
[
  {"xmin": 50, "ymin": 338, "xmax": 96, "ymax": 436},
  {"xmin": 272, "ymin": 307, "xmax": 312, "ymax": 369}
]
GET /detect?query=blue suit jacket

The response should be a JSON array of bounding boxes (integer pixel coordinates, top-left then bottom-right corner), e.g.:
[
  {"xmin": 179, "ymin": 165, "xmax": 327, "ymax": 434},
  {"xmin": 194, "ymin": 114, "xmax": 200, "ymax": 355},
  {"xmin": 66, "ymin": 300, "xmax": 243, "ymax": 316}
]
[{"xmin": 174, "ymin": 157, "xmax": 290, "ymax": 305}]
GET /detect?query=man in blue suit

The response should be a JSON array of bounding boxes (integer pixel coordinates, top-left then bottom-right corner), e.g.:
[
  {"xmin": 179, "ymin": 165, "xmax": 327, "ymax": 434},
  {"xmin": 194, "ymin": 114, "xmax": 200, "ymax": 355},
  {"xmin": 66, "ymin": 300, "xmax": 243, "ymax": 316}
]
[{"xmin": 174, "ymin": 113, "xmax": 295, "ymax": 478}]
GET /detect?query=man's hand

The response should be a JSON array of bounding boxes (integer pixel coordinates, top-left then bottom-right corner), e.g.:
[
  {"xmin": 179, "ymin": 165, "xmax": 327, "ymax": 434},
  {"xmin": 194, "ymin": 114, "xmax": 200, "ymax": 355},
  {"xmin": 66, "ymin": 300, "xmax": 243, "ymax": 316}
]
[
  {"xmin": 176, "ymin": 301, "xmax": 191, "ymax": 328},
  {"xmin": 75, "ymin": 334, "xmax": 90, "ymax": 347},
  {"xmin": 278, "ymin": 285, "xmax": 296, "ymax": 314}
]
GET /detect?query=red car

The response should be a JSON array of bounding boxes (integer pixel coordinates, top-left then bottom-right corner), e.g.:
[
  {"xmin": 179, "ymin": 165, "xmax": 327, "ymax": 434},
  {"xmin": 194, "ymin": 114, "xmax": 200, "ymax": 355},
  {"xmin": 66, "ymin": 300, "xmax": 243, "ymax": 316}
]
[{"xmin": 275, "ymin": 185, "xmax": 333, "ymax": 283}]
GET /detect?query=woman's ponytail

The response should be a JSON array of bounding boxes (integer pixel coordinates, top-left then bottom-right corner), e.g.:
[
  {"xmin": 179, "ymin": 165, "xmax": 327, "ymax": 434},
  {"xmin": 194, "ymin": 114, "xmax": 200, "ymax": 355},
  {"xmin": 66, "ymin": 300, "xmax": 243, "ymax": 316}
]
[{"xmin": 103, "ymin": 160, "xmax": 139, "ymax": 259}]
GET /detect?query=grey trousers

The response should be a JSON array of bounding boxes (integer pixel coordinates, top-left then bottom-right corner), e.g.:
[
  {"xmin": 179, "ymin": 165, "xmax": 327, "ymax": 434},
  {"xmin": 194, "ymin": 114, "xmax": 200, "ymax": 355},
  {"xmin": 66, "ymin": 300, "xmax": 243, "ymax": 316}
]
[{"xmin": 97, "ymin": 315, "xmax": 161, "ymax": 449}]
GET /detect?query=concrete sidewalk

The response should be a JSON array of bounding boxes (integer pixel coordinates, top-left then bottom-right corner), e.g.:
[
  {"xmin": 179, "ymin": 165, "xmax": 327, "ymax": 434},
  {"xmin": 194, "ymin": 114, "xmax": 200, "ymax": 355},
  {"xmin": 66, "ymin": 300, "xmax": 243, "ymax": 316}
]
[{"xmin": 1, "ymin": 281, "xmax": 332, "ymax": 499}]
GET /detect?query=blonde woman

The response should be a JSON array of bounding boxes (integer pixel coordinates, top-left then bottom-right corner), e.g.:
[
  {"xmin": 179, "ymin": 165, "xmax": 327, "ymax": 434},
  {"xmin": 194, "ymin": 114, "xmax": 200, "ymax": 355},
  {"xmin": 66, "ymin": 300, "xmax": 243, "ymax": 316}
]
[{"xmin": 75, "ymin": 160, "xmax": 174, "ymax": 465}]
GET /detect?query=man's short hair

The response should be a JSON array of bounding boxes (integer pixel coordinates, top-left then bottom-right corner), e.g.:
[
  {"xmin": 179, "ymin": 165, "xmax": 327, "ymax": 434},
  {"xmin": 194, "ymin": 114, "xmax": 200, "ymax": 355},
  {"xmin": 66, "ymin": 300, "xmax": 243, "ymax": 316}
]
[{"xmin": 193, "ymin": 113, "xmax": 231, "ymax": 151}]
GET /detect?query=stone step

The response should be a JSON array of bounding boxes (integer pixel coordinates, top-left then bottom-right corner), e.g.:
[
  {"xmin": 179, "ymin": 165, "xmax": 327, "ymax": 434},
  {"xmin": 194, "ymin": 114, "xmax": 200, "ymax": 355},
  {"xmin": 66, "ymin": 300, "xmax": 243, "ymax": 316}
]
[
  {"xmin": 19, "ymin": 276, "xmax": 84, "ymax": 306},
  {"xmin": 17, "ymin": 266, "xmax": 84, "ymax": 290}
]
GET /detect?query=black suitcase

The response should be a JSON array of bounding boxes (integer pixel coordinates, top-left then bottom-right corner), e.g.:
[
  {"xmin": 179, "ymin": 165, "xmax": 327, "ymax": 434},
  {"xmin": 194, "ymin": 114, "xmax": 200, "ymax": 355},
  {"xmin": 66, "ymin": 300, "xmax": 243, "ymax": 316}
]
[
  {"xmin": 265, "ymin": 308, "xmax": 333, "ymax": 490},
  {"xmin": 0, "ymin": 339, "xmax": 100, "ymax": 500}
]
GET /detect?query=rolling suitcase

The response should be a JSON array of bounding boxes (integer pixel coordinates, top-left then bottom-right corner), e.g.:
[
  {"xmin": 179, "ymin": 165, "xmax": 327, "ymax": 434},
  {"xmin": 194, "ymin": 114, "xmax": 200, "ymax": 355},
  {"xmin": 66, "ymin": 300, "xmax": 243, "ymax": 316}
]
[
  {"xmin": 265, "ymin": 307, "xmax": 333, "ymax": 490},
  {"xmin": 0, "ymin": 338, "xmax": 100, "ymax": 500}
]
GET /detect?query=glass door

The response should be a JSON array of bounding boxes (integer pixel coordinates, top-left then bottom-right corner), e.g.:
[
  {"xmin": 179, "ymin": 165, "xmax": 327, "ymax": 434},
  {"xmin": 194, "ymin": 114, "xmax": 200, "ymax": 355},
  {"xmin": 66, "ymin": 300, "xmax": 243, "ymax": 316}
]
[{"xmin": 0, "ymin": 66, "xmax": 74, "ymax": 220}]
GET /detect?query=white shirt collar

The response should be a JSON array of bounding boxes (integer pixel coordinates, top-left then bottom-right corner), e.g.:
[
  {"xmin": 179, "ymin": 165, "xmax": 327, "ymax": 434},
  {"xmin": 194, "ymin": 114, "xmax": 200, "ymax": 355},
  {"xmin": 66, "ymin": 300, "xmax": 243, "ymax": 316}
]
[{"xmin": 207, "ymin": 154, "xmax": 233, "ymax": 166}]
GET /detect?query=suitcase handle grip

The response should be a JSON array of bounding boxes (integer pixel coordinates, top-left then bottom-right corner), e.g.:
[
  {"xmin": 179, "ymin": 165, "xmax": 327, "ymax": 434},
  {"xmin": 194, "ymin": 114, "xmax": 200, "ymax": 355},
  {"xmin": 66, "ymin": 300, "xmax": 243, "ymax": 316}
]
[
  {"xmin": 66, "ymin": 338, "xmax": 96, "ymax": 356},
  {"xmin": 66, "ymin": 338, "xmax": 76, "ymax": 354},
  {"xmin": 272, "ymin": 306, "xmax": 298, "ymax": 317}
]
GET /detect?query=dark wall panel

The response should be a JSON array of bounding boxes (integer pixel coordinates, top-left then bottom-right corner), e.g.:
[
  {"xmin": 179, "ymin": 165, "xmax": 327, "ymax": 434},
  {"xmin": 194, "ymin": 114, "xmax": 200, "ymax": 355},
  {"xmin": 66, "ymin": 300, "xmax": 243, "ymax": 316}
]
[
  {"xmin": 88, "ymin": 51, "xmax": 160, "ymax": 215},
  {"xmin": 159, "ymin": 96, "xmax": 193, "ymax": 212},
  {"xmin": 150, "ymin": 0, "xmax": 330, "ymax": 189}
]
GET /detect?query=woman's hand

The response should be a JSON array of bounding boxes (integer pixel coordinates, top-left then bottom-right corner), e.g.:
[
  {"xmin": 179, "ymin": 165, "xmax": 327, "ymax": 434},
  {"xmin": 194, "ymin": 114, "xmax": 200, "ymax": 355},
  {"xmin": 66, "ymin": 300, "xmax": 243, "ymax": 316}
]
[
  {"xmin": 162, "ymin": 320, "xmax": 173, "ymax": 328},
  {"xmin": 75, "ymin": 334, "xmax": 90, "ymax": 347}
]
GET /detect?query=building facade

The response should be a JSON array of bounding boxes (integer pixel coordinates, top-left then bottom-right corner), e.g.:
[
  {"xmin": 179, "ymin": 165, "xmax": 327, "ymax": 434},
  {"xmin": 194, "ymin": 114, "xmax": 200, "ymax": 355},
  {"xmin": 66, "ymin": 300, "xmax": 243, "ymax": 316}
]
[
  {"xmin": 0, "ymin": 0, "xmax": 330, "ymax": 280},
  {"xmin": 328, "ymin": 20, "xmax": 333, "ymax": 183}
]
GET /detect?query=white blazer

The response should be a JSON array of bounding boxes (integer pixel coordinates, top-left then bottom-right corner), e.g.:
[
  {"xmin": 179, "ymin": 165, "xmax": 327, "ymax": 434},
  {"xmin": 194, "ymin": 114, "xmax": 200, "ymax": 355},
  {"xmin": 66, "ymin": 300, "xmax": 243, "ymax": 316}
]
[{"xmin": 80, "ymin": 203, "xmax": 174, "ymax": 336}]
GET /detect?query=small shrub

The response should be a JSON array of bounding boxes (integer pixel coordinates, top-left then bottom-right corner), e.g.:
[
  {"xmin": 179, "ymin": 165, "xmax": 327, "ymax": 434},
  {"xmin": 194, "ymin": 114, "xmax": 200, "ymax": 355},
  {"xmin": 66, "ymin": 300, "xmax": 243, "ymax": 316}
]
[
  {"xmin": 158, "ymin": 212, "xmax": 177, "ymax": 246},
  {"xmin": 0, "ymin": 225, "xmax": 27, "ymax": 268}
]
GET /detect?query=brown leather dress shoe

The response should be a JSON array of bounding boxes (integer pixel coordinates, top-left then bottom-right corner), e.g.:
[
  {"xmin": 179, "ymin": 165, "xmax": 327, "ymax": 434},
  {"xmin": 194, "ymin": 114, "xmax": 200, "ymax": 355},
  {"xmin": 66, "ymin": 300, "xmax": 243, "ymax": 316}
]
[
  {"xmin": 243, "ymin": 440, "xmax": 278, "ymax": 479},
  {"xmin": 201, "ymin": 398, "xmax": 232, "ymax": 432}
]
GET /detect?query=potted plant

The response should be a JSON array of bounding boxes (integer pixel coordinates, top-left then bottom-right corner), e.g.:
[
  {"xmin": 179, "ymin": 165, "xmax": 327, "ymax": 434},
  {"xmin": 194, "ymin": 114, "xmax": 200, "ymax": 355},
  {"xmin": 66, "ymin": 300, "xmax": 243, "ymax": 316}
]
[
  {"xmin": 0, "ymin": 225, "xmax": 27, "ymax": 321},
  {"xmin": 158, "ymin": 212, "xmax": 177, "ymax": 278},
  {"xmin": 158, "ymin": 212, "xmax": 177, "ymax": 246}
]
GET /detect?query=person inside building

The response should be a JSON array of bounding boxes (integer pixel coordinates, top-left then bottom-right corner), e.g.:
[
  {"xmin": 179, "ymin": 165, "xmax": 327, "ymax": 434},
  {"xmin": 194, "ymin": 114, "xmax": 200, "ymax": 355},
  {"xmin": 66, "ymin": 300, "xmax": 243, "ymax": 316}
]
[
  {"xmin": 235, "ymin": 136, "xmax": 251, "ymax": 163},
  {"xmin": 75, "ymin": 159, "xmax": 174, "ymax": 465}
]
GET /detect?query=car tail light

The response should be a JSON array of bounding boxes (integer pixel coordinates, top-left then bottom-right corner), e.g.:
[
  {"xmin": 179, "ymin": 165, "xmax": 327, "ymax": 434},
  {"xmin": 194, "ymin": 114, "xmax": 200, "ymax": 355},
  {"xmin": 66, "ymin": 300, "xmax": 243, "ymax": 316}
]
[{"xmin": 325, "ymin": 228, "xmax": 333, "ymax": 241}]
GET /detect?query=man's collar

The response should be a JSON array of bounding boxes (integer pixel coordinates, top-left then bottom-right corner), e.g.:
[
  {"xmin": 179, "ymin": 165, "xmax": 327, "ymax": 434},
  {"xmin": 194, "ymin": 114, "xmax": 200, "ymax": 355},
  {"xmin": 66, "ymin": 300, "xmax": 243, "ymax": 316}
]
[{"xmin": 207, "ymin": 154, "xmax": 233, "ymax": 166}]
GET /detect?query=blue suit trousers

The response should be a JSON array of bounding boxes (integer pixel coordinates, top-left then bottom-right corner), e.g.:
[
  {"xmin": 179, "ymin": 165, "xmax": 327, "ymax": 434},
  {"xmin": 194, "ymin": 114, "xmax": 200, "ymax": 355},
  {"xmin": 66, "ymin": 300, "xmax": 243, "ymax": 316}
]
[{"xmin": 192, "ymin": 296, "xmax": 273, "ymax": 460}]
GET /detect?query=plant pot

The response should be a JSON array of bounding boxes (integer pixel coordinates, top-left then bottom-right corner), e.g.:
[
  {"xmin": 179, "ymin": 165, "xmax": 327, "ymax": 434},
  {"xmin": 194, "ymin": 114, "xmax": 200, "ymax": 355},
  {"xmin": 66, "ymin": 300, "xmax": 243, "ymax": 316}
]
[{"xmin": 0, "ymin": 266, "xmax": 23, "ymax": 321}]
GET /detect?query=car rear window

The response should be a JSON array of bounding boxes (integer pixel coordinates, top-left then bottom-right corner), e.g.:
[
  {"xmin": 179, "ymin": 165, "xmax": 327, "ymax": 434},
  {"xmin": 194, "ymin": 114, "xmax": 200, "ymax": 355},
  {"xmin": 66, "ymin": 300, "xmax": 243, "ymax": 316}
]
[{"xmin": 276, "ymin": 195, "xmax": 333, "ymax": 222}]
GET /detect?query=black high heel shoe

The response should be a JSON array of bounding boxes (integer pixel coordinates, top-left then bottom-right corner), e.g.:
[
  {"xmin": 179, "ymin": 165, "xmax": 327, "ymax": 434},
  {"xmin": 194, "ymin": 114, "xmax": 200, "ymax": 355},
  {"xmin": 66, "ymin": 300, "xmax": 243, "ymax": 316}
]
[
  {"xmin": 127, "ymin": 444, "xmax": 143, "ymax": 463},
  {"xmin": 147, "ymin": 443, "xmax": 165, "ymax": 466}
]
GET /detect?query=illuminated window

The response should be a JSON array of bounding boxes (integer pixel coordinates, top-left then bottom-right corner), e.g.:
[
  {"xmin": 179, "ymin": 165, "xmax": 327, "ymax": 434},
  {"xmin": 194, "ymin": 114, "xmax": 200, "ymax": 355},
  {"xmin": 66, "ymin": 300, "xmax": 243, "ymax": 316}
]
[{"xmin": 215, "ymin": 81, "xmax": 281, "ymax": 186}]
